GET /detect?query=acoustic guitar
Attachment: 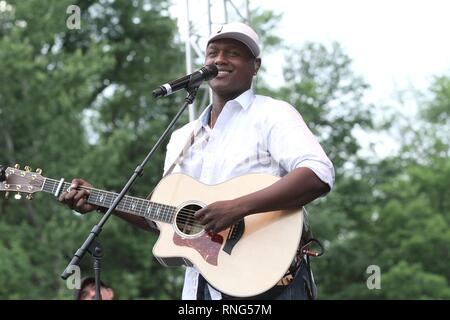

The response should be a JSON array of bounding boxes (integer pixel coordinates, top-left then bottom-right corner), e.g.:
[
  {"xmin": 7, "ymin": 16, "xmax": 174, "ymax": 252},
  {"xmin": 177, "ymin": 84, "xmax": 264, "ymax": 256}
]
[{"xmin": 0, "ymin": 165, "xmax": 303, "ymax": 297}]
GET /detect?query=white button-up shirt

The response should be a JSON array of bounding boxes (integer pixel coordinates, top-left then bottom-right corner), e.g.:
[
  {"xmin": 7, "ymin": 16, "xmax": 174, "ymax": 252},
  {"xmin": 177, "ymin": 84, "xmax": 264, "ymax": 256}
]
[{"xmin": 162, "ymin": 89, "xmax": 335, "ymax": 300}]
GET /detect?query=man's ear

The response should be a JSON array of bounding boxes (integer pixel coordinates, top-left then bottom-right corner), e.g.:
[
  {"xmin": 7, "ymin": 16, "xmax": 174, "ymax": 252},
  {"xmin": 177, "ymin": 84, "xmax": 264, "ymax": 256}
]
[{"xmin": 254, "ymin": 57, "xmax": 261, "ymax": 75}]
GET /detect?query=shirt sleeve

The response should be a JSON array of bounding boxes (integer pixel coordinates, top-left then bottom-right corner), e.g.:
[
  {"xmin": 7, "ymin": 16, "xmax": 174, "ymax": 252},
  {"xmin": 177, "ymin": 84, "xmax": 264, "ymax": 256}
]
[{"xmin": 266, "ymin": 101, "xmax": 335, "ymax": 190}]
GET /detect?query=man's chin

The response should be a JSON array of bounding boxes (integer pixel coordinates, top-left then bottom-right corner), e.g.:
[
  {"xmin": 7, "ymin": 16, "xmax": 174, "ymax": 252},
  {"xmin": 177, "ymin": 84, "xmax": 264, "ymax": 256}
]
[{"xmin": 210, "ymin": 78, "xmax": 230, "ymax": 86}]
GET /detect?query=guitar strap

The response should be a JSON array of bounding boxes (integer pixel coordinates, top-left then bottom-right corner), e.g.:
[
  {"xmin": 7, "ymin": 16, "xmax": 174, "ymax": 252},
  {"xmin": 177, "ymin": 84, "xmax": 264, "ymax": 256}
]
[
  {"xmin": 162, "ymin": 125, "xmax": 199, "ymax": 178},
  {"xmin": 146, "ymin": 120, "xmax": 203, "ymax": 201}
]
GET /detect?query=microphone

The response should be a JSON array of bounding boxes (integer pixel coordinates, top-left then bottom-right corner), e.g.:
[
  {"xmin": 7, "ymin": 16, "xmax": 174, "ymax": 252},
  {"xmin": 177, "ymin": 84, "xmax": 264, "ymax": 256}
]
[{"xmin": 152, "ymin": 64, "xmax": 218, "ymax": 98}]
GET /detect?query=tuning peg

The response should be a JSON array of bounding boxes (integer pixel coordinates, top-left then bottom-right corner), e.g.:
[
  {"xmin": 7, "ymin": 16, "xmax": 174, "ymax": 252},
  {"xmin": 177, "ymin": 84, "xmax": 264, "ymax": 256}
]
[
  {"xmin": 14, "ymin": 164, "xmax": 20, "ymax": 169},
  {"xmin": 36, "ymin": 168, "xmax": 43, "ymax": 175},
  {"xmin": 5, "ymin": 192, "xmax": 10, "ymax": 199},
  {"xmin": 25, "ymin": 166, "xmax": 32, "ymax": 172},
  {"xmin": 14, "ymin": 192, "xmax": 22, "ymax": 200},
  {"xmin": 26, "ymin": 194, "xmax": 33, "ymax": 200}
]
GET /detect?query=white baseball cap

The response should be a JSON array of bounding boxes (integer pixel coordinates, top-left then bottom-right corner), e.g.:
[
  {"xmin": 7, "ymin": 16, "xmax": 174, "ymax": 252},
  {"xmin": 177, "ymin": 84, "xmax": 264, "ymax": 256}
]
[{"xmin": 207, "ymin": 22, "xmax": 261, "ymax": 58}]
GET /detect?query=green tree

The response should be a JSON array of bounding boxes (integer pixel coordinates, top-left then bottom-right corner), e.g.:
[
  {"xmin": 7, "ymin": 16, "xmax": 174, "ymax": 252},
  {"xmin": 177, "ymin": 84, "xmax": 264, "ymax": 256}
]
[
  {"xmin": 313, "ymin": 73, "xmax": 450, "ymax": 299},
  {"xmin": 0, "ymin": 0, "xmax": 185, "ymax": 299}
]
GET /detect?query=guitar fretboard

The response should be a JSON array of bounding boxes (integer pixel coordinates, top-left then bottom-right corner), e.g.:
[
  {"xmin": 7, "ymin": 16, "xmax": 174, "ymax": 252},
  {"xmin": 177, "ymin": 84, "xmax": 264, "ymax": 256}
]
[{"xmin": 42, "ymin": 178, "xmax": 176, "ymax": 223}]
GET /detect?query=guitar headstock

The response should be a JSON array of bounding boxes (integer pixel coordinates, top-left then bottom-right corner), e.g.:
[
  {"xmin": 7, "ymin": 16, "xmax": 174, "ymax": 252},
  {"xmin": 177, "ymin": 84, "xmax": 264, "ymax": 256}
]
[{"xmin": 0, "ymin": 164, "xmax": 44, "ymax": 200}]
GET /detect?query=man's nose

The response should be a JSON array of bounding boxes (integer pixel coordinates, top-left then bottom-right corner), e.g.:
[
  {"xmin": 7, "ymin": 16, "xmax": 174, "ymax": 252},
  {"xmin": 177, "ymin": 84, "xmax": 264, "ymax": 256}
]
[{"xmin": 213, "ymin": 51, "xmax": 227, "ymax": 65}]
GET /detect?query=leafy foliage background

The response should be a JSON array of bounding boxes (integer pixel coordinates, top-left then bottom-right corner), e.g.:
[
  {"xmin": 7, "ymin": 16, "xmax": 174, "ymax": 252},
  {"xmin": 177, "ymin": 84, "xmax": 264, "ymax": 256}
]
[{"xmin": 0, "ymin": 0, "xmax": 448, "ymax": 299}]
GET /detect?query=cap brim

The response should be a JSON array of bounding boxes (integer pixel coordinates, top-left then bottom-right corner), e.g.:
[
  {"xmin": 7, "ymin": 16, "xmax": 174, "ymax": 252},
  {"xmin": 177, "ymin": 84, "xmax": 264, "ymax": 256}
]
[{"xmin": 208, "ymin": 32, "xmax": 260, "ymax": 57}]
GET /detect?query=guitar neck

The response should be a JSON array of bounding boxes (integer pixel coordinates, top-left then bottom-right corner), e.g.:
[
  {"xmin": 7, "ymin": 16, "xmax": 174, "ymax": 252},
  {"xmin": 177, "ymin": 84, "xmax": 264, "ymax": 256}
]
[{"xmin": 41, "ymin": 178, "xmax": 175, "ymax": 223}]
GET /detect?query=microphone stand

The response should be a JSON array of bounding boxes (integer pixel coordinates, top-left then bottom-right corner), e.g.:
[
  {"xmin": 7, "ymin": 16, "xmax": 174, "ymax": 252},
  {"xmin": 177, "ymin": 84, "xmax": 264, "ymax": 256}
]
[
  {"xmin": 92, "ymin": 240, "xmax": 103, "ymax": 300},
  {"xmin": 61, "ymin": 82, "xmax": 201, "ymax": 299}
]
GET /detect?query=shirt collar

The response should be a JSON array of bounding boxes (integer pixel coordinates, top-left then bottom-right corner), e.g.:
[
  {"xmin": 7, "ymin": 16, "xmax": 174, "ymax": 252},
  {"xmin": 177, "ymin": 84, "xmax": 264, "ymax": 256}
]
[
  {"xmin": 232, "ymin": 88, "xmax": 256, "ymax": 110},
  {"xmin": 198, "ymin": 89, "xmax": 256, "ymax": 128}
]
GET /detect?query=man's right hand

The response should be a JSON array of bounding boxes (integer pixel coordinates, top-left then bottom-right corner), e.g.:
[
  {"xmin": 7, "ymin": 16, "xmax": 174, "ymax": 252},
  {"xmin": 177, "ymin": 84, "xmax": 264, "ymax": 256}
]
[{"xmin": 58, "ymin": 178, "xmax": 98, "ymax": 214}]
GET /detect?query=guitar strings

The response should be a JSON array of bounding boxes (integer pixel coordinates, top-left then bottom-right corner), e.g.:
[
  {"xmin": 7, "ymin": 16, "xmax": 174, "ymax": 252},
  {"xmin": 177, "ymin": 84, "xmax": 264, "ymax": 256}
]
[
  {"xmin": 47, "ymin": 179, "xmax": 199, "ymax": 214},
  {"xmin": 28, "ymin": 177, "xmax": 229, "ymax": 231},
  {"xmin": 45, "ymin": 179, "xmax": 206, "ymax": 227},
  {"xmin": 86, "ymin": 188, "xmax": 204, "ymax": 226}
]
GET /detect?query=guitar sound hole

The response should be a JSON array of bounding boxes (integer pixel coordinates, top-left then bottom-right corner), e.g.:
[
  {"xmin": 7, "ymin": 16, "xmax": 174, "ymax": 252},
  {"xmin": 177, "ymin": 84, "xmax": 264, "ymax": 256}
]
[{"xmin": 175, "ymin": 204, "xmax": 204, "ymax": 236}]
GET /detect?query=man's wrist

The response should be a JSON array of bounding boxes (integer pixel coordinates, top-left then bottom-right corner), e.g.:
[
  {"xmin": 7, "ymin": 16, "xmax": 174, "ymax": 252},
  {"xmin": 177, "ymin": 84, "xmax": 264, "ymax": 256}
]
[{"xmin": 234, "ymin": 197, "xmax": 253, "ymax": 217}]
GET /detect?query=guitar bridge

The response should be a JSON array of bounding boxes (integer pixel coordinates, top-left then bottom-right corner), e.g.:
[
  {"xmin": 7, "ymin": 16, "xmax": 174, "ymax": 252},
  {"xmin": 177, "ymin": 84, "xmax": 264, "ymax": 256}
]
[{"xmin": 223, "ymin": 219, "xmax": 245, "ymax": 255}]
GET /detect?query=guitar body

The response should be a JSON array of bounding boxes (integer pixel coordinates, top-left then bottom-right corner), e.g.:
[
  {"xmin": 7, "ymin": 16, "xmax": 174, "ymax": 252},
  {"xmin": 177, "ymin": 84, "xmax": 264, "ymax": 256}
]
[{"xmin": 150, "ymin": 173, "xmax": 303, "ymax": 297}]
